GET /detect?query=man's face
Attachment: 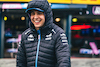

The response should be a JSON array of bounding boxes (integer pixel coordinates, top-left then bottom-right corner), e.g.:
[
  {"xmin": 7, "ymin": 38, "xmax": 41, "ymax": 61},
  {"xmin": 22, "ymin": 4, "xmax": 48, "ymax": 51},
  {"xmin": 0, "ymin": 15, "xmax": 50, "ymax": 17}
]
[{"xmin": 30, "ymin": 10, "xmax": 45, "ymax": 30}]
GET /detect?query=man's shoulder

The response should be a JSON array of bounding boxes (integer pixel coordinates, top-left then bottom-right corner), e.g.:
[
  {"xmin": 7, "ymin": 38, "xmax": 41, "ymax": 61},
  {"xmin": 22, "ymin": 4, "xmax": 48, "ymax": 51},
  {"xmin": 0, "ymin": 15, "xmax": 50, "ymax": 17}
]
[
  {"xmin": 51, "ymin": 23, "xmax": 67, "ymax": 41},
  {"xmin": 22, "ymin": 28, "xmax": 31, "ymax": 36},
  {"xmin": 52, "ymin": 23, "xmax": 65, "ymax": 34}
]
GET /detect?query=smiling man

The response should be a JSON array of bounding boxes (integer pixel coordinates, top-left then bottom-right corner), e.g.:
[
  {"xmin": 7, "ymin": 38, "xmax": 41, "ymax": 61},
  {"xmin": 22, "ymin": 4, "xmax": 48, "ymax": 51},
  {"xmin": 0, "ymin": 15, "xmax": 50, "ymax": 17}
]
[
  {"xmin": 16, "ymin": 0, "xmax": 70, "ymax": 67},
  {"xmin": 30, "ymin": 10, "xmax": 45, "ymax": 30}
]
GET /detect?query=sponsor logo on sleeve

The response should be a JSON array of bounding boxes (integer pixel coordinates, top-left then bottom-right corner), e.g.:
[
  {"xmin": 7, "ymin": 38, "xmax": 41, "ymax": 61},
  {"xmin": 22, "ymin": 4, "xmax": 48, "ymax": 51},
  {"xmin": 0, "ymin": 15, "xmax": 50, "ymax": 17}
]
[{"xmin": 60, "ymin": 33, "xmax": 68, "ymax": 45}]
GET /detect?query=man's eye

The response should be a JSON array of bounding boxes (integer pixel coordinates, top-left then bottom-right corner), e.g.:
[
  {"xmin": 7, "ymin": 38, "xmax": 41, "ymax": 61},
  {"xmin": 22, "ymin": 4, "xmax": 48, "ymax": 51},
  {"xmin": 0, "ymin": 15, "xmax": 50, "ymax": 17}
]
[{"xmin": 31, "ymin": 12, "xmax": 35, "ymax": 15}]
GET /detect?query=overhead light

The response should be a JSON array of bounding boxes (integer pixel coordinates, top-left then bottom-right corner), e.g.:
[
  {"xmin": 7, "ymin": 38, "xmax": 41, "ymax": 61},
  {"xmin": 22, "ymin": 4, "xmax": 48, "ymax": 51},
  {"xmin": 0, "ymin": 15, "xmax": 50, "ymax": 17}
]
[
  {"xmin": 79, "ymin": 12, "xmax": 82, "ymax": 15},
  {"xmin": 55, "ymin": 18, "xmax": 61, "ymax": 22},
  {"xmin": 72, "ymin": 18, "xmax": 77, "ymax": 22},
  {"xmin": 4, "ymin": 16, "xmax": 7, "ymax": 21},
  {"xmin": 21, "ymin": 17, "xmax": 25, "ymax": 20},
  {"xmin": 86, "ymin": 10, "xmax": 89, "ymax": 14}
]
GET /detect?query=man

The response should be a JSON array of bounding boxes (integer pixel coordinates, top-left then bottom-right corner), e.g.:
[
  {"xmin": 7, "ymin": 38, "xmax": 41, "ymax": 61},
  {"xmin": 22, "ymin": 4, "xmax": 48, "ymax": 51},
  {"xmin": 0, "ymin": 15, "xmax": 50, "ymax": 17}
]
[{"xmin": 16, "ymin": 0, "xmax": 70, "ymax": 67}]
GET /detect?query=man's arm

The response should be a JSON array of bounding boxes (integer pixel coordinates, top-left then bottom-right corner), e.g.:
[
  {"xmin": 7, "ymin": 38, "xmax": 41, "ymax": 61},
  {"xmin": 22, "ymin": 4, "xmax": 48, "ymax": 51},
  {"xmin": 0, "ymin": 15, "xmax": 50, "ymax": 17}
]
[
  {"xmin": 16, "ymin": 34, "xmax": 27, "ymax": 67},
  {"xmin": 55, "ymin": 32, "xmax": 70, "ymax": 67}
]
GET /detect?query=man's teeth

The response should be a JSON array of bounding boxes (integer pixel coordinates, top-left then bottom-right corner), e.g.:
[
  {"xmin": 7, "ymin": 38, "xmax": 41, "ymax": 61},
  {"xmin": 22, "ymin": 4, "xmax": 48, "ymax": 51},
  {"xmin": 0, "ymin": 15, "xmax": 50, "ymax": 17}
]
[{"xmin": 35, "ymin": 21, "xmax": 40, "ymax": 23}]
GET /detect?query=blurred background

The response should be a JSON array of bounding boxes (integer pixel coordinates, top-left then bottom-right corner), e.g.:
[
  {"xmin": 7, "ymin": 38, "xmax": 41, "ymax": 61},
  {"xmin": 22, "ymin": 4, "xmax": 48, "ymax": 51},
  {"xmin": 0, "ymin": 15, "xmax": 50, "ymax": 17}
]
[{"xmin": 0, "ymin": 0, "xmax": 100, "ymax": 65}]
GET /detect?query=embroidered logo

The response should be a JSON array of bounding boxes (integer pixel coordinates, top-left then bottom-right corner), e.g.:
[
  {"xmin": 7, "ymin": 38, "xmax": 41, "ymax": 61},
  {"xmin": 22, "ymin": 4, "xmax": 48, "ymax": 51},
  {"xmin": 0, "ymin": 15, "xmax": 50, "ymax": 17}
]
[
  {"xmin": 52, "ymin": 29, "xmax": 56, "ymax": 34},
  {"xmin": 45, "ymin": 33, "xmax": 52, "ymax": 40},
  {"xmin": 27, "ymin": 34, "xmax": 34, "ymax": 41},
  {"xmin": 60, "ymin": 33, "xmax": 68, "ymax": 45}
]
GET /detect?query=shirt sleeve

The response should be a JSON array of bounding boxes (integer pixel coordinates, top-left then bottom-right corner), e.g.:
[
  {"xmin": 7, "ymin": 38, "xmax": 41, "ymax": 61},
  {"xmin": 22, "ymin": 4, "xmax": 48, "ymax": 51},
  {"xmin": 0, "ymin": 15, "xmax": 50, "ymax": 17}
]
[
  {"xmin": 16, "ymin": 34, "xmax": 27, "ymax": 67},
  {"xmin": 55, "ymin": 32, "xmax": 70, "ymax": 67}
]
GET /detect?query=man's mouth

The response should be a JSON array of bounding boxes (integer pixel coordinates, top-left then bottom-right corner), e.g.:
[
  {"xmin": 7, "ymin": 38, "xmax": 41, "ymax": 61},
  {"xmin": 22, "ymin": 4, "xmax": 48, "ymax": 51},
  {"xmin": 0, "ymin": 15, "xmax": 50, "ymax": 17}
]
[{"xmin": 35, "ymin": 21, "xmax": 40, "ymax": 23}]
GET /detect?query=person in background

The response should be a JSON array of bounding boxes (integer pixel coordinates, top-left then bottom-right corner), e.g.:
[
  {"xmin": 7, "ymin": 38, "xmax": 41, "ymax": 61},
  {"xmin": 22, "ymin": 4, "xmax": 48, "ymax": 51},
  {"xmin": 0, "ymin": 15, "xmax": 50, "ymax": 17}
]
[{"xmin": 16, "ymin": 0, "xmax": 70, "ymax": 67}]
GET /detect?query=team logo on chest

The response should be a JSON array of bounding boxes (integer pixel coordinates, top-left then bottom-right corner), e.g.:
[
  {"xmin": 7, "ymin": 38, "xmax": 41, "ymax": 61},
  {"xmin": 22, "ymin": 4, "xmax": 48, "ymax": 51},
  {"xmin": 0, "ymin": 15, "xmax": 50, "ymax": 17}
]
[
  {"xmin": 45, "ymin": 33, "xmax": 52, "ymax": 40},
  {"xmin": 27, "ymin": 34, "xmax": 34, "ymax": 41}
]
